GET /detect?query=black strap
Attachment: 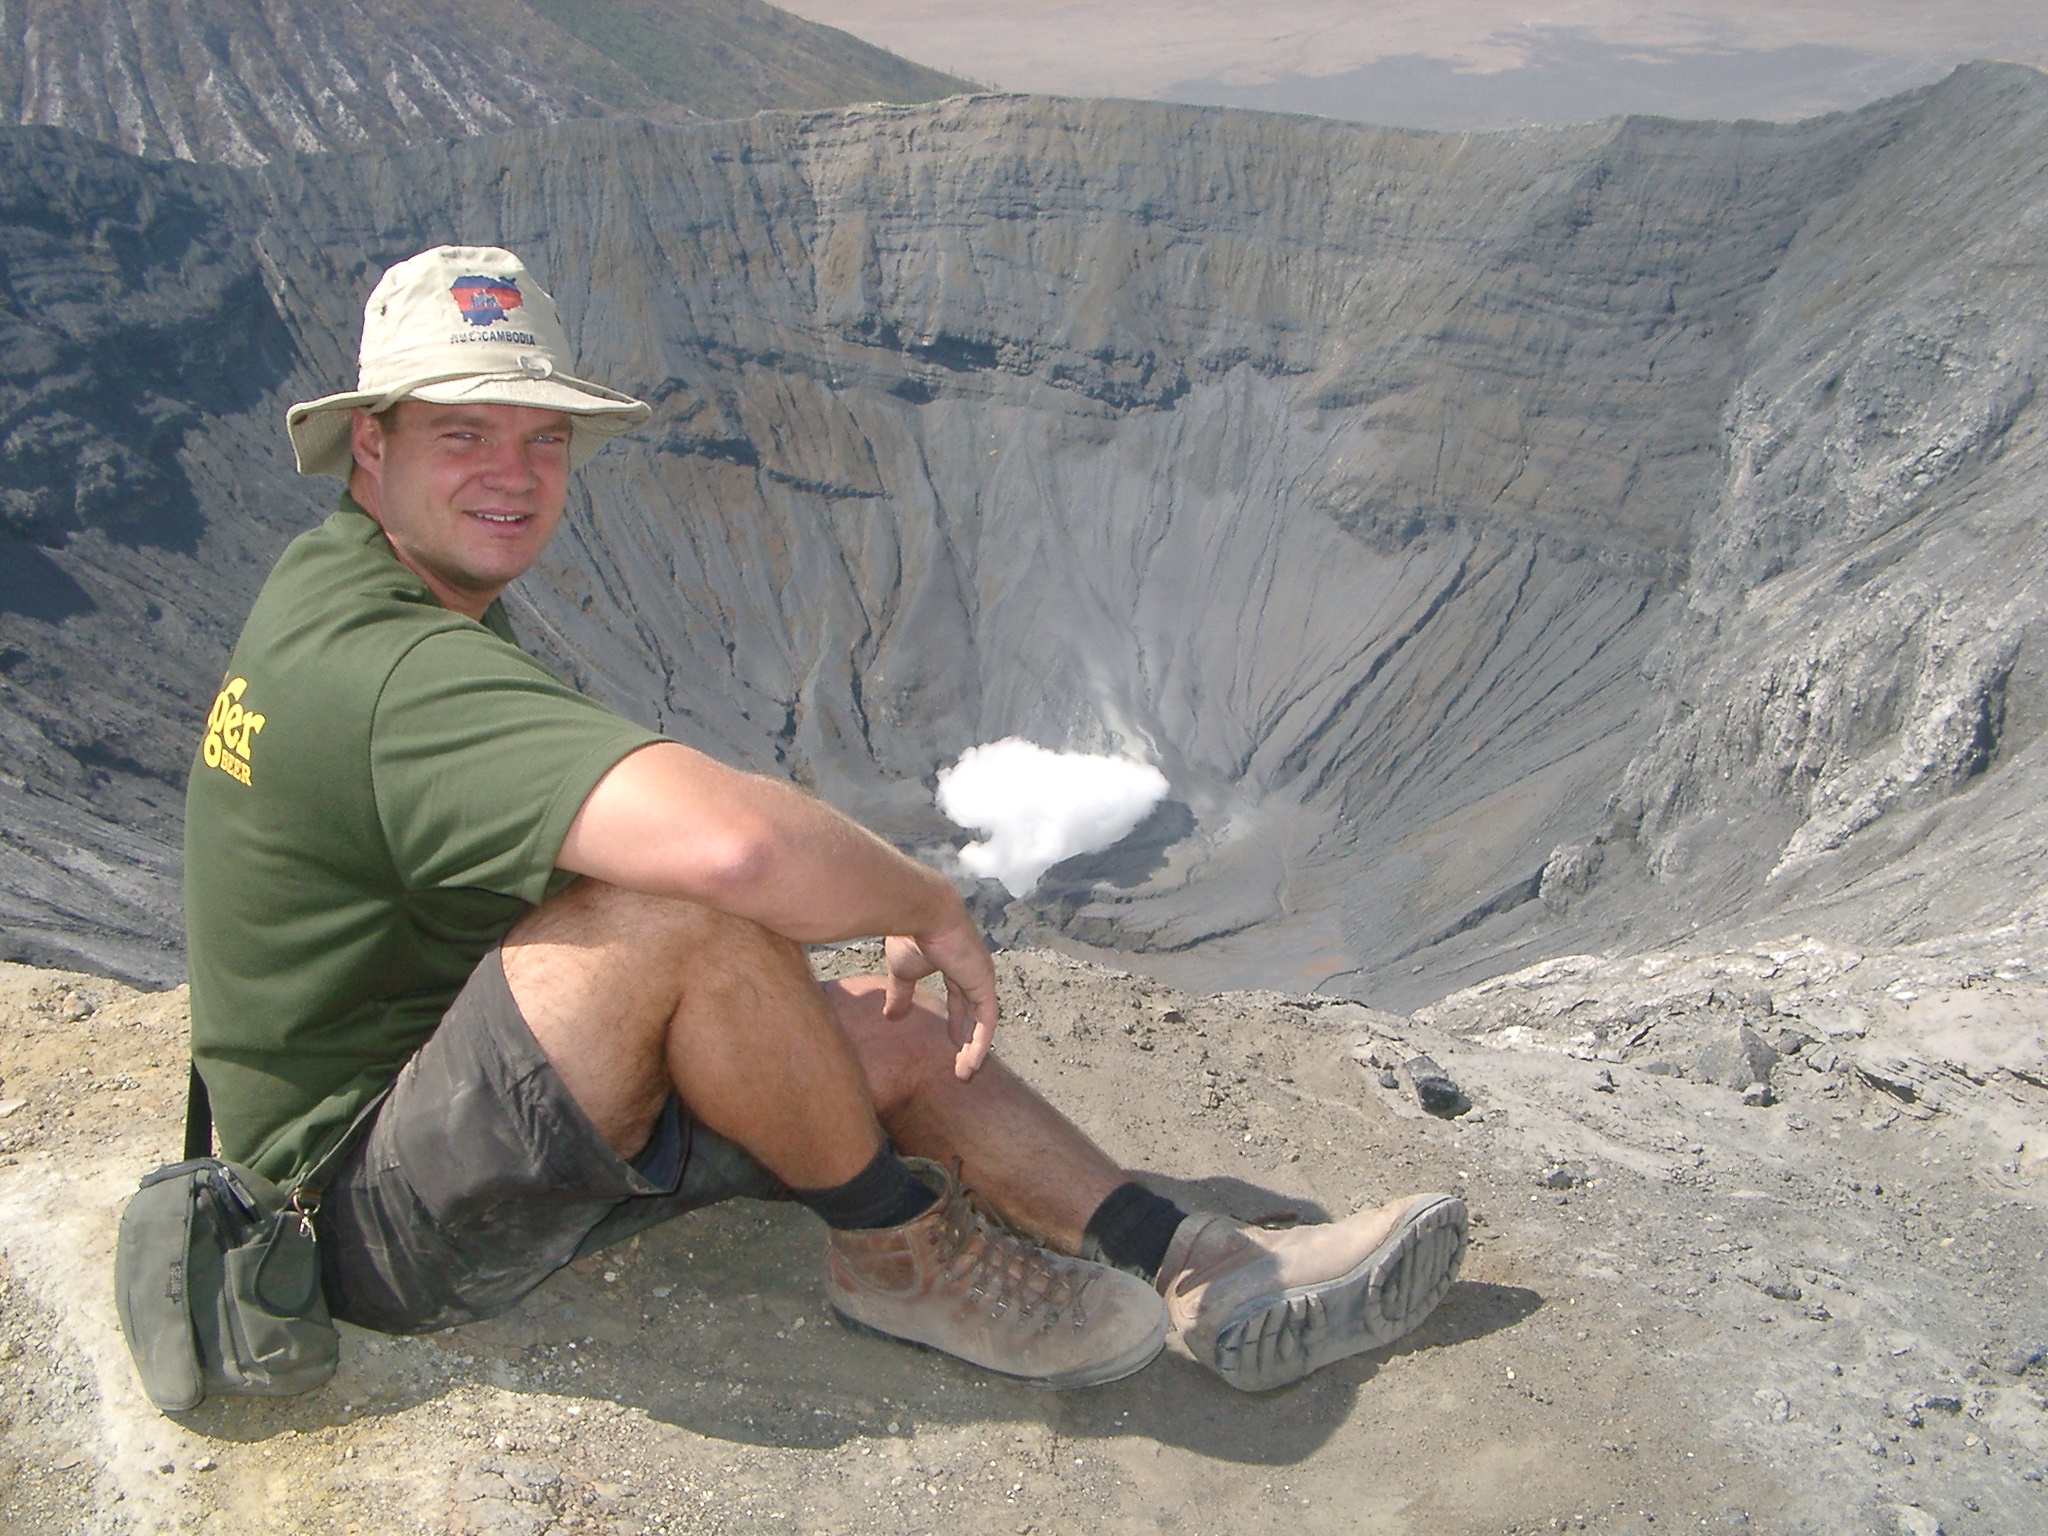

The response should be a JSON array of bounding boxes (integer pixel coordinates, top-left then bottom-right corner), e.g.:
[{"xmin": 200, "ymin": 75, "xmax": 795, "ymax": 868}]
[
  {"xmin": 298, "ymin": 1082, "xmax": 393, "ymax": 1193},
  {"xmin": 183, "ymin": 1062, "xmax": 213, "ymax": 1162}
]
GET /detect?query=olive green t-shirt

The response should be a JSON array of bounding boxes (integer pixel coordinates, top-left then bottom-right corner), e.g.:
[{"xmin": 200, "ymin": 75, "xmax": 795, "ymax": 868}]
[{"xmin": 183, "ymin": 498, "xmax": 662, "ymax": 1183}]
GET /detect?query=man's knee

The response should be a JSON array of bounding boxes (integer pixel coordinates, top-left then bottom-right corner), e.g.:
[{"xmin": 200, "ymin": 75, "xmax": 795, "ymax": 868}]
[
  {"xmin": 826, "ymin": 976, "xmax": 959, "ymax": 1113},
  {"xmin": 502, "ymin": 880, "xmax": 815, "ymax": 1064}
]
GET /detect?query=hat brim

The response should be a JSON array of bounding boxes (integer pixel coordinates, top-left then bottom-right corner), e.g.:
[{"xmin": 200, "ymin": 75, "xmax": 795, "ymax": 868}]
[{"xmin": 285, "ymin": 370, "xmax": 653, "ymax": 478}]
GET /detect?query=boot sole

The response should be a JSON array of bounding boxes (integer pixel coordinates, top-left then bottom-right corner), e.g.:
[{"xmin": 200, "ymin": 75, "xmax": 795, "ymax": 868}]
[
  {"xmin": 828, "ymin": 1302, "xmax": 1167, "ymax": 1390},
  {"xmin": 1206, "ymin": 1194, "xmax": 1468, "ymax": 1393}
]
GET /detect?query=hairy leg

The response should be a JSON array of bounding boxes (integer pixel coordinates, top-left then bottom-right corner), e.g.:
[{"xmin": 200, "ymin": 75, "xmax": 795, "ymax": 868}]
[
  {"xmin": 500, "ymin": 879, "xmax": 881, "ymax": 1189},
  {"xmin": 500, "ymin": 879, "xmax": 1127, "ymax": 1245},
  {"xmin": 825, "ymin": 975, "xmax": 1126, "ymax": 1253}
]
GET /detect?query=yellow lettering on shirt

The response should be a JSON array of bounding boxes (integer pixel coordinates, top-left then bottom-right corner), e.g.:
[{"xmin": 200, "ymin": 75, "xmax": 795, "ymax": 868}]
[{"xmin": 202, "ymin": 677, "xmax": 263, "ymax": 786}]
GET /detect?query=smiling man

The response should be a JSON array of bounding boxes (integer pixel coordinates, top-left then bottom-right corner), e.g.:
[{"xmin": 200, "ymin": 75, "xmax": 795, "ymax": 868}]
[
  {"xmin": 352, "ymin": 399, "xmax": 574, "ymax": 613},
  {"xmin": 183, "ymin": 244, "xmax": 1467, "ymax": 1397}
]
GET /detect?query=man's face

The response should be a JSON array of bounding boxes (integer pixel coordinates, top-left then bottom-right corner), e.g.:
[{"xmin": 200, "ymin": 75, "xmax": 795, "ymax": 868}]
[{"xmin": 349, "ymin": 401, "xmax": 572, "ymax": 617}]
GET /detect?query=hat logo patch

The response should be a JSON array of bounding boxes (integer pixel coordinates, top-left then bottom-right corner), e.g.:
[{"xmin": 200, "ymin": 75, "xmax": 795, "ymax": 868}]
[{"xmin": 450, "ymin": 275, "xmax": 525, "ymax": 327}]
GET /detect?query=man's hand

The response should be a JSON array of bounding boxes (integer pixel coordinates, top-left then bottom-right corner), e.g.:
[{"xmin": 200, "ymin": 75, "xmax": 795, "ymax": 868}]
[{"xmin": 884, "ymin": 922, "xmax": 999, "ymax": 1080}]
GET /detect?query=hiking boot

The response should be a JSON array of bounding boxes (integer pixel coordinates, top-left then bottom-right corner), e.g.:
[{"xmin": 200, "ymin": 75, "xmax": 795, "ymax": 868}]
[
  {"xmin": 825, "ymin": 1158, "xmax": 1167, "ymax": 1388},
  {"xmin": 1157, "ymin": 1193, "xmax": 1467, "ymax": 1392}
]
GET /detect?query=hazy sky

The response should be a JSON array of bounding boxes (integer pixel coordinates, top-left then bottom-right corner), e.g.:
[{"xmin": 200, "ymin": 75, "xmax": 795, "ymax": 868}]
[{"xmin": 779, "ymin": 2, "xmax": 2048, "ymax": 128}]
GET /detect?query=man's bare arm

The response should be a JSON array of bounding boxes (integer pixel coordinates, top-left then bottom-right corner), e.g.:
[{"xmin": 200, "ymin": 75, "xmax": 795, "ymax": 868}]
[{"xmin": 556, "ymin": 741, "xmax": 996, "ymax": 1077}]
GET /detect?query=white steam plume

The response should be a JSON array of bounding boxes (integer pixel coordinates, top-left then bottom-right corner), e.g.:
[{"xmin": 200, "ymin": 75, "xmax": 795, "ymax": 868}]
[{"xmin": 936, "ymin": 738, "xmax": 1170, "ymax": 898}]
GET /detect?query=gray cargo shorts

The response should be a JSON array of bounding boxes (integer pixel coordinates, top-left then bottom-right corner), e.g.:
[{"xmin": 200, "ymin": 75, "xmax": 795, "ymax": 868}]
[{"xmin": 316, "ymin": 947, "xmax": 790, "ymax": 1333}]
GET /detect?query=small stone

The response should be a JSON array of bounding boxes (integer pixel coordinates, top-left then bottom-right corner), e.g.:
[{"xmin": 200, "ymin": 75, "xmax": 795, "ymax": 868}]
[
  {"xmin": 0, "ymin": 1099, "xmax": 25, "ymax": 1120},
  {"xmin": 1538, "ymin": 841, "xmax": 1603, "ymax": 912},
  {"xmin": 1349, "ymin": 1038, "xmax": 1389, "ymax": 1071},
  {"xmin": 1377, "ymin": 1069, "xmax": 1398, "ymax": 1089},
  {"xmin": 1855, "ymin": 1056, "xmax": 1925, "ymax": 1105},
  {"xmin": 1740, "ymin": 1082, "xmax": 1775, "ymax": 1108},
  {"xmin": 1997, "ymin": 1344, "xmax": 2043, "ymax": 1377},
  {"xmin": 193, "ymin": 1455, "xmax": 217, "ymax": 1472},
  {"xmin": 1751, "ymin": 1387, "xmax": 1790, "ymax": 1423},
  {"xmin": 1402, "ymin": 1055, "xmax": 1470, "ymax": 1117},
  {"xmin": 1891, "ymin": 1506, "xmax": 1942, "ymax": 1536},
  {"xmin": 1700, "ymin": 1027, "xmax": 1781, "ymax": 1091},
  {"xmin": 1591, "ymin": 1068, "xmax": 1617, "ymax": 1093},
  {"xmin": 157, "ymin": 1462, "xmax": 175, "ymax": 1475},
  {"xmin": 1538, "ymin": 1162, "xmax": 1589, "ymax": 1190}
]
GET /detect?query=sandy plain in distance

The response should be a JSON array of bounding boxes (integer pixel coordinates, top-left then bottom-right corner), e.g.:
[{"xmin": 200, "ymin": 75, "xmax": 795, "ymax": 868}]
[{"xmin": 775, "ymin": 1, "xmax": 2048, "ymax": 104}]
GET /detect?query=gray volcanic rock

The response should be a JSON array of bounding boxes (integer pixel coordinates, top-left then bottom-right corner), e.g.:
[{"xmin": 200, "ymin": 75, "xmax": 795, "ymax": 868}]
[
  {"xmin": 1699, "ymin": 1026, "xmax": 1780, "ymax": 1091},
  {"xmin": 3, "ymin": 65, "xmax": 2048, "ymax": 999},
  {"xmin": 0, "ymin": 130, "xmax": 285, "ymax": 981},
  {"xmin": 1604, "ymin": 62, "xmax": 2048, "ymax": 959},
  {"xmin": 0, "ymin": 0, "xmax": 974, "ymax": 166}
]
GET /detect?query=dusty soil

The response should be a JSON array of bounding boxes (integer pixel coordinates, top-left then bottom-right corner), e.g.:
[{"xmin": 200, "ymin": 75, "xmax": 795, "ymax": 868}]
[{"xmin": 0, "ymin": 937, "xmax": 2042, "ymax": 1536}]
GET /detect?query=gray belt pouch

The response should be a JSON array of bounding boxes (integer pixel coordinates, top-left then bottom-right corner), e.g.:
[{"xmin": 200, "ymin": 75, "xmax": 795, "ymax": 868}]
[
  {"xmin": 115, "ymin": 1156, "xmax": 333, "ymax": 1411},
  {"xmin": 114, "ymin": 1066, "xmax": 380, "ymax": 1414}
]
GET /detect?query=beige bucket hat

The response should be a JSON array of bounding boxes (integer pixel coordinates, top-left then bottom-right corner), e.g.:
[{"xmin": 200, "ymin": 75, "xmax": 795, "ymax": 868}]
[{"xmin": 286, "ymin": 245, "xmax": 652, "ymax": 478}]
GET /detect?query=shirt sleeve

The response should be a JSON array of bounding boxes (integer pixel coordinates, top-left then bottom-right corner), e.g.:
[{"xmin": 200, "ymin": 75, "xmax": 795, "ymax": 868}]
[{"xmin": 370, "ymin": 627, "xmax": 663, "ymax": 902}]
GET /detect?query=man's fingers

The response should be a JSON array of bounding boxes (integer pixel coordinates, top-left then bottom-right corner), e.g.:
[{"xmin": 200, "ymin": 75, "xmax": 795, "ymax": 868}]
[
  {"xmin": 946, "ymin": 977, "xmax": 972, "ymax": 1047},
  {"xmin": 953, "ymin": 1016, "xmax": 995, "ymax": 1080},
  {"xmin": 948, "ymin": 972, "xmax": 998, "ymax": 1080},
  {"xmin": 883, "ymin": 933, "xmax": 936, "ymax": 1019},
  {"xmin": 889, "ymin": 910, "xmax": 999, "ymax": 1079},
  {"xmin": 882, "ymin": 971, "xmax": 915, "ymax": 1019}
]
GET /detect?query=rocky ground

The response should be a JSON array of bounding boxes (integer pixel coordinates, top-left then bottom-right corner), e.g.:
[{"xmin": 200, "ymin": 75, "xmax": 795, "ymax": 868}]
[{"xmin": 0, "ymin": 937, "xmax": 2042, "ymax": 1536}]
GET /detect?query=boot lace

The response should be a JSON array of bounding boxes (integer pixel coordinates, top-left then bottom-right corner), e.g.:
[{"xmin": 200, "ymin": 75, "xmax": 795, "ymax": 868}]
[{"xmin": 929, "ymin": 1172, "xmax": 1090, "ymax": 1331}]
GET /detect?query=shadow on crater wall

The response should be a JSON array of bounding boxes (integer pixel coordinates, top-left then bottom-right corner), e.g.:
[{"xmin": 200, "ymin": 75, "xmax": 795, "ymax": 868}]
[{"xmin": 0, "ymin": 541, "xmax": 94, "ymax": 621}]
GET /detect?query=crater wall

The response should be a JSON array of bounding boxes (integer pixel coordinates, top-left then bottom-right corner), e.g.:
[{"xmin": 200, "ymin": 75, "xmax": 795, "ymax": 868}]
[{"xmin": 4, "ymin": 66, "xmax": 2046, "ymax": 1001}]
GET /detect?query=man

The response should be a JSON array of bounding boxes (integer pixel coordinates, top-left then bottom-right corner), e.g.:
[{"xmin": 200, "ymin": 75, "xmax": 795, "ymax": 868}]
[{"xmin": 185, "ymin": 244, "xmax": 1466, "ymax": 1395}]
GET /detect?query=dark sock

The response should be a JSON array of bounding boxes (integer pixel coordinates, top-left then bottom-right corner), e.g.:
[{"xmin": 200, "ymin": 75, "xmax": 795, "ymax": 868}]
[
  {"xmin": 795, "ymin": 1145, "xmax": 938, "ymax": 1231},
  {"xmin": 1081, "ymin": 1182, "xmax": 1189, "ymax": 1281}
]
